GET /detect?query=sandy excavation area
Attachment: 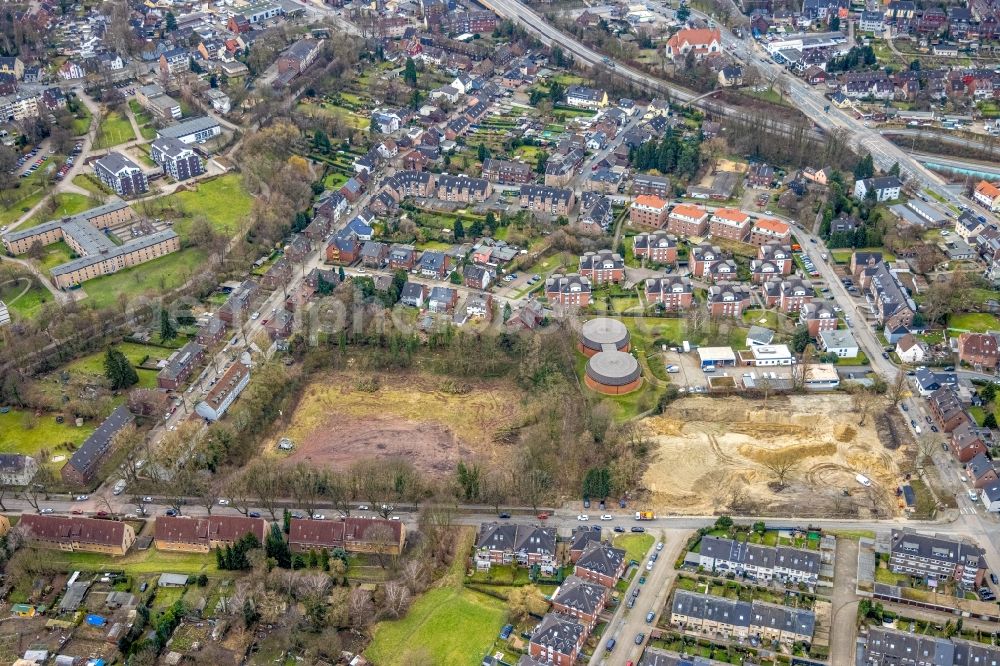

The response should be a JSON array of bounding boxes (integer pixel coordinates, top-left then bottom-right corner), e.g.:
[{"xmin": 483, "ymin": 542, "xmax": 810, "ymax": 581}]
[
  {"xmin": 642, "ymin": 394, "xmax": 910, "ymax": 518},
  {"xmin": 272, "ymin": 371, "xmax": 521, "ymax": 477}
]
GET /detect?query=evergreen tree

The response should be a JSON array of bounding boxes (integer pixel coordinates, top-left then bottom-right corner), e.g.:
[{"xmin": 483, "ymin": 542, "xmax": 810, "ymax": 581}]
[
  {"xmin": 104, "ymin": 347, "xmax": 138, "ymax": 390},
  {"xmin": 477, "ymin": 143, "xmax": 490, "ymax": 161},
  {"xmin": 265, "ymin": 523, "xmax": 291, "ymax": 568},
  {"xmin": 853, "ymin": 154, "xmax": 875, "ymax": 180},
  {"xmin": 160, "ymin": 308, "xmax": 177, "ymax": 341},
  {"xmin": 165, "ymin": 11, "xmax": 177, "ymax": 31},
  {"xmin": 215, "ymin": 546, "xmax": 224, "ymax": 569},
  {"xmin": 453, "ymin": 219, "xmax": 465, "ymax": 239},
  {"xmin": 283, "ymin": 509, "xmax": 291, "ymax": 534},
  {"xmin": 403, "ymin": 58, "xmax": 418, "ymax": 87},
  {"xmin": 548, "ymin": 81, "xmax": 565, "ymax": 104},
  {"xmin": 338, "ymin": 266, "xmax": 346, "ymax": 282}
]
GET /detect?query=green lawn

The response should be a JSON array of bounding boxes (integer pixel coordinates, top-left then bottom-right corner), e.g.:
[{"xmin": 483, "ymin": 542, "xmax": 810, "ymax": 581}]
[
  {"xmin": 365, "ymin": 585, "xmax": 506, "ymax": 665},
  {"xmin": 48, "ymin": 547, "xmax": 217, "ymax": 575},
  {"xmin": 93, "ymin": 111, "xmax": 136, "ymax": 149},
  {"xmin": 36, "ymin": 241, "xmax": 76, "ymax": 273},
  {"xmin": 152, "ymin": 174, "xmax": 253, "ymax": 238},
  {"xmin": 66, "ymin": 341, "xmax": 168, "ymax": 376},
  {"xmin": 613, "ymin": 533, "xmax": 655, "ymax": 563},
  {"xmin": 72, "ymin": 105, "xmax": 92, "ymax": 136},
  {"xmin": 22, "ymin": 193, "xmax": 96, "ymax": 229},
  {"xmin": 0, "ymin": 276, "xmax": 52, "ymax": 320},
  {"xmin": 948, "ymin": 312, "xmax": 1000, "ymax": 333},
  {"xmin": 0, "ymin": 409, "xmax": 94, "ymax": 463},
  {"xmin": 830, "ymin": 247, "xmax": 896, "ymax": 264},
  {"xmin": 128, "ymin": 100, "xmax": 157, "ymax": 141},
  {"xmin": 0, "ymin": 165, "xmax": 62, "ymax": 226},
  {"xmin": 72, "ymin": 174, "xmax": 111, "ymax": 196},
  {"xmin": 79, "ymin": 247, "xmax": 207, "ymax": 309}
]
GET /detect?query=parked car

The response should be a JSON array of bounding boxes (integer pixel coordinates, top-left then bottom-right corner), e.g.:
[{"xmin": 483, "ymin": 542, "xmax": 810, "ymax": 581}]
[
  {"xmin": 249, "ymin": 511, "xmax": 261, "ymax": 518},
  {"xmin": 40, "ymin": 508, "xmax": 54, "ymax": 514},
  {"xmin": 577, "ymin": 514, "xmax": 589, "ymax": 521},
  {"xmin": 74, "ymin": 495, "xmax": 89, "ymax": 501},
  {"xmin": 601, "ymin": 514, "xmax": 613, "ymax": 521},
  {"xmin": 614, "ymin": 526, "xmax": 625, "ymax": 533},
  {"xmin": 635, "ymin": 633, "xmax": 646, "ymax": 645},
  {"xmin": 498, "ymin": 512, "xmax": 511, "ymax": 519},
  {"xmin": 631, "ymin": 526, "xmax": 646, "ymax": 533},
  {"xmin": 646, "ymin": 610, "xmax": 655, "ymax": 623},
  {"xmin": 165, "ymin": 509, "xmax": 177, "ymax": 516},
  {"xmin": 655, "ymin": 542, "xmax": 664, "ymax": 551}
]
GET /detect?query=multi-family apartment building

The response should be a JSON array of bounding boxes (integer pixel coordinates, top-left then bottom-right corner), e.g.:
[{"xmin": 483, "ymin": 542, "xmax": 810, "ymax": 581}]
[
  {"xmin": 94, "ymin": 152, "xmax": 148, "ymax": 196},
  {"xmin": 670, "ymin": 591, "xmax": 815, "ymax": 646},
  {"xmin": 436, "ymin": 174, "xmax": 491, "ymax": 202},
  {"xmin": 195, "ymin": 361, "xmax": 250, "ymax": 421},
  {"xmin": 632, "ymin": 174, "xmax": 671, "ymax": 198},
  {"xmin": 867, "ymin": 263, "xmax": 916, "ymax": 329},
  {"xmin": 799, "ymin": 301, "xmax": 839, "ymax": 337},
  {"xmin": 888, "ymin": 529, "xmax": 985, "ymax": 587},
  {"xmin": 697, "ymin": 536, "xmax": 821, "ymax": 584},
  {"xmin": 528, "ymin": 613, "xmax": 587, "ymax": 666},
  {"xmin": 546, "ymin": 273, "xmax": 592, "ymax": 307},
  {"xmin": 574, "ymin": 542, "xmax": 627, "ymax": 587},
  {"xmin": 630, "ymin": 195, "xmax": 669, "ymax": 227},
  {"xmin": 632, "ymin": 231, "xmax": 678, "ymax": 265},
  {"xmin": 762, "ymin": 277, "xmax": 814, "ymax": 313},
  {"xmin": 20, "ymin": 514, "xmax": 137, "ymax": 555},
  {"xmin": 287, "ymin": 517, "xmax": 406, "ymax": 555},
  {"xmin": 156, "ymin": 342, "xmax": 205, "ymax": 390},
  {"xmin": 520, "ymin": 185, "xmax": 576, "ymax": 215},
  {"xmin": 645, "ymin": 276, "xmax": 694, "ymax": 310},
  {"xmin": 150, "ymin": 137, "xmax": 203, "ymax": 181},
  {"xmin": 481, "ymin": 158, "xmax": 532, "ymax": 184},
  {"xmin": 155, "ymin": 516, "xmax": 268, "ymax": 553},
  {"xmin": 667, "ymin": 204, "xmax": 709, "ymax": 237},
  {"xmin": 475, "ymin": 523, "xmax": 557, "ymax": 574},
  {"xmin": 579, "ymin": 249, "xmax": 625, "ymax": 284},
  {"xmin": 385, "ymin": 170, "xmax": 436, "ymax": 199},
  {"xmin": 748, "ymin": 218, "xmax": 791, "ymax": 247},
  {"xmin": 957, "ymin": 332, "xmax": 1000, "ymax": 369},
  {"xmin": 928, "ymin": 386, "xmax": 973, "ymax": 434},
  {"xmin": 690, "ymin": 243, "xmax": 729, "ymax": 278},
  {"xmin": 710, "ymin": 208, "xmax": 751, "ymax": 242},
  {"xmin": 550, "ymin": 576, "xmax": 608, "ymax": 631},
  {"xmin": 61, "ymin": 405, "xmax": 134, "ymax": 486},
  {"xmin": 707, "ymin": 283, "xmax": 752, "ymax": 317},
  {"xmin": 862, "ymin": 627, "xmax": 1000, "ymax": 666}
]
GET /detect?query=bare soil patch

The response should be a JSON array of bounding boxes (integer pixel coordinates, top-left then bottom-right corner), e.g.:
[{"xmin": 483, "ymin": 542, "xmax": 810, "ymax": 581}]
[
  {"xmin": 642, "ymin": 394, "xmax": 910, "ymax": 518},
  {"xmin": 272, "ymin": 371, "xmax": 521, "ymax": 477}
]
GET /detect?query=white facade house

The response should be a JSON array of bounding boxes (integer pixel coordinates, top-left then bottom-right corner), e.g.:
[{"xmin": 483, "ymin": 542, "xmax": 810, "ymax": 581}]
[
  {"xmin": 895, "ymin": 334, "xmax": 926, "ymax": 364},
  {"xmin": 818, "ymin": 329, "xmax": 859, "ymax": 357},
  {"xmin": 853, "ymin": 176, "xmax": 902, "ymax": 202}
]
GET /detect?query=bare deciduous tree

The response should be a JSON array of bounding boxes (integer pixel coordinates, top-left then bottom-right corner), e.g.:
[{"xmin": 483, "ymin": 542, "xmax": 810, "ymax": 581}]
[
  {"xmin": 383, "ymin": 581, "xmax": 411, "ymax": 619},
  {"xmin": 761, "ymin": 452, "xmax": 799, "ymax": 489}
]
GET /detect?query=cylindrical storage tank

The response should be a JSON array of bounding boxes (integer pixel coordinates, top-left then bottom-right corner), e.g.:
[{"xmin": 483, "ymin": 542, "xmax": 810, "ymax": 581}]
[
  {"xmin": 578, "ymin": 317, "xmax": 630, "ymax": 357},
  {"xmin": 585, "ymin": 350, "xmax": 642, "ymax": 395}
]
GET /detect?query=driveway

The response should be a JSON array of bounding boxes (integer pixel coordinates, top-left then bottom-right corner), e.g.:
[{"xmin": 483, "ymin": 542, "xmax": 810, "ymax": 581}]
[
  {"xmin": 590, "ymin": 528, "xmax": 691, "ymax": 666},
  {"xmin": 830, "ymin": 538, "xmax": 860, "ymax": 665}
]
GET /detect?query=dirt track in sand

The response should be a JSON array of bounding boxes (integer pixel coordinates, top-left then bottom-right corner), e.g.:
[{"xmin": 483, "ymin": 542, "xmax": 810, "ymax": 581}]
[{"xmin": 641, "ymin": 394, "xmax": 911, "ymax": 518}]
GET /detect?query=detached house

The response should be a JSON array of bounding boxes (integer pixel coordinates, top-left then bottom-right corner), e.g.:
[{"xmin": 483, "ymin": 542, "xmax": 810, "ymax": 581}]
[
  {"xmin": 974, "ymin": 181, "xmax": 1000, "ymax": 212},
  {"xmin": 665, "ymin": 28, "xmax": 722, "ymax": 61},
  {"xmin": 475, "ymin": 522, "xmax": 557, "ymax": 574},
  {"xmin": 565, "ymin": 85, "xmax": 609, "ymax": 110},
  {"xmin": 854, "ymin": 176, "xmax": 902, "ymax": 202}
]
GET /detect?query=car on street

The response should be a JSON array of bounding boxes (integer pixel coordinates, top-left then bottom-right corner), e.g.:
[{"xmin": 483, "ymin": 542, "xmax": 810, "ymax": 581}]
[
  {"xmin": 656, "ymin": 541, "xmax": 664, "ymax": 551},
  {"xmin": 218, "ymin": 498, "xmax": 230, "ymax": 505},
  {"xmin": 638, "ymin": 576, "xmax": 646, "ymax": 584},
  {"xmin": 646, "ymin": 610, "xmax": 655, "ymax": 623},
  {"xmin": 631, "ymin": 526, "xmax": 646, "ymax": 532},
  {"xmin": 901, "ymin": 404, "xmax": 909, "ymax": 411},
  {"xmin": 72, "ymin": 509, "xmax": 83, "ymax": 514},
  {"xmin": 537, "ymin": 512, "xmax": 549, "ymax": 519},
  {"xmin": 74, "ymin": 495, "xmax": 89, "ymax": 501},
  {"xmin": 312, "ymin": 514, "xmax": 326, "ymax": 520},
  {"xmin": 39, "ymin": 508, "xmax": 54, "ymax": 514},
  {"xmin": 498, "ymin": 512, "xmax": 511, "ymax": 519},
  {"xmin": 614, "ymin": 526, "xmax": 625, "ymax": 533},
  {"xmin": 882, "ymin": 352, "xmax": 890, "ymax": 359},
  {"xmin": 143, "ymin": 496, "xmax": 153, "ymax": 503},
  {"xmin": 930, "ymin": 425, "xmax": 938, "ymax": 432},
  {"xmin": 646, "ymin": 560, "xmax": 653, "ymax": 571},
  {"xmin": 358, "ymin": 505, "xmax": 369, "ymax": 510},
  {"xmin": 577, "ymin": 514, "xmax": 589, "ymax": 521},
  {"xmin": 291, "ymin": 512, "xmax": 305, "ymax": 519},
  {"xmin": 626, "ymin": 597, "xmax": 635, "ymax": 608},
  {"xmin": 942, "ymin": 443, "xmax": 949, "ymax": 451},
  {"xmin": 165, "ymin": 509, "xmax": 177, "ymax": 516},
  {"xmin": 605, "ymin": 638, "xmax": 616, "ymax": 652},
  {"xmin": 249, "ymin": 511, "xmax": 261, "ymax": 518},
  {"xmin": 601, "ymin": 514, "xmax": 613, "ymax": 520},
  {"xmin": 96, "ymin": 511, "xmax": 108, "ymax": 517},
  {"xmin": 992, "ymin": 573, "xmax": 998, "ymax": 586},
  {"xmin": 635, "ymin": 633, "xmax": 645, "ymax": 645}
]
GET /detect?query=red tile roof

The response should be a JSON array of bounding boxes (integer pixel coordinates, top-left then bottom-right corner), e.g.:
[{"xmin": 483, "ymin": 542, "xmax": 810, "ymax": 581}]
[
  {"xmin": 155, "ymin": 515, "xmax": 267, "ymax": 545},
  {"xmin": 21, "ymin": 514, "xmax": 127, "ymax": 546}
]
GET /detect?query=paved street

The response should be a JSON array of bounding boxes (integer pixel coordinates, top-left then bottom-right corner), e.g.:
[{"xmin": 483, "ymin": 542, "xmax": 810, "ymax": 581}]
[{"xmin": 830, "ymin": 538, "xmax": 860, "ymax": 665}]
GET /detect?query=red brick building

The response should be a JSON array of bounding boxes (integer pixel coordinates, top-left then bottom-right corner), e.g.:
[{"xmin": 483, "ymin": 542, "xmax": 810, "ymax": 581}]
[
  {"xmin": 579, "ymin": 250, "xmax": 624, "ymax": 285},
  {"xmin": 629, "ymin": 194, "xmax": 669, "ymax": 228},
  {"xmin": 546, "ymin": 273, "xmax": 592, "ymax": 307},
  {"xmin": 632, "ymin": 231, "xmax": 678, "ymax": 265},
  {"xmin": 748, "ymin": 218, "xmax": 791, "ymax": 246},
  {"xmin": 709, "ymin": 208, "xmax": 751, "ymax": 242},
  {"xmin": 958, "ymin": 332, "xmax": 1000, "ymax": 370},
  {"xmin": 707, "ymin": 283, "xmax": 751, "ymax": 317},
  {"xmin": 645, "ymin": 276, "xmax": 694, "ymax": 311},
  {"xmin": 667, "ymin": 204, "xmax": 709, "ymax": 237},
  {"xmin": 799, "ymin": 301, "xmax": 838, "ymax": 337},
  {"xmin": 574, "ymin": 542, "xmax": 627, "ymax": 588}
]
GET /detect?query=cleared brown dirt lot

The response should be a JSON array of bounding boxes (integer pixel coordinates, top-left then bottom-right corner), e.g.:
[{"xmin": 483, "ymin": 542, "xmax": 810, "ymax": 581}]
[
  {"xmin": 272, "ymin": 371, "xmax": 521, "ymax": 477},
  {"xmin": 642, "ymin": 394, "xmax": 910, "ymax": 518}
]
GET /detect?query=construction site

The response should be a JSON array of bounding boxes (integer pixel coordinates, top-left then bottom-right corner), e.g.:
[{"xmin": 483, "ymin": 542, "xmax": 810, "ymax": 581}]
[{"xmin": 643, "ymin": 393, "xmax": 917, "ymax": 518}]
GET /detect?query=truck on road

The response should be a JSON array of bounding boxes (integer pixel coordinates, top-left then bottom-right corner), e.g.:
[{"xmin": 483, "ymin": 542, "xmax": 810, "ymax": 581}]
[{"xmin": 635, "ymin": 511, "xmax": 655, "ymax": 520}]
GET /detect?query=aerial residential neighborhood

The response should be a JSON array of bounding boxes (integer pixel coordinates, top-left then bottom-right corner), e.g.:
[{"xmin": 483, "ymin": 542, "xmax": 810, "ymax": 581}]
[{"xmin": 2, "ymin": 0, "xmax": 1000, "ymax": 662}]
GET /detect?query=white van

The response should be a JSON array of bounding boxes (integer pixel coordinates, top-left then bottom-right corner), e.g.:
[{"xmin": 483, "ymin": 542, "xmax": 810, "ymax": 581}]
[
  {"xmin": 112, "ymin": 479, "xmax": 127, "ymax": 495},
  {"xmin": 855, "ymin": 474, "xmax": 872, "ymax": 487},
  {"xmin": 969, "ymin": 489, "xmax": 979, "ymax": 502},
  {"xmin": 703, "ymin": 365, "xmax": 716, "ymax": 373}
]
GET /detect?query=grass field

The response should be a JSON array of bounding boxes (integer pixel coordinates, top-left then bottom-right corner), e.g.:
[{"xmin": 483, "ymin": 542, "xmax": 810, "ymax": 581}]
[
  {"xmin": 80, "ymin": 247, "xmax": 207, "ymax": 310},
  {"xmin": 0, "ymin": 409, "xmax": 94, "ymax": 462},
  {"xmin": 613, "ymin": 533, "xmax": 655, "ymax": 563},
  {"xmin": 830, "ymin": 247, "xmax": 896, "ymax": 264},
  {"xmin": 0, "ymin": 164, "xmax": 63, "ymax": 226},
  {"xmin": 72, "ymin": 174, "xmax": 110, "ymax": 196},
  {"xmin": 22, "ymin": 193, "xmax": 96, "ymax": 229},
  {"xmin": 154, "ymin": 174, "xmax": 253, "ymax": 238},
  {"xmin": 366, "ymin": 530, "xmax": 506, "ymax": 666},
  {"xmin": 949, "ymin": 312, "xmax": 1000, "ymax": 332},
  {"xmin": 36, "ymin": 240, "xmax": 76, "ymax": 273},
  {"xmin": 93, "ymin": 111, "xmax": 136, "ymax": 149},
  {"xmin": 128, "ymin": 100, "xmax": 157, "ymax": 141},
  {"xmin": 72, "ymin": 105, "xmax": 92, "ymax": 136},
  {"xmin": 49, "ymin": 547, "xmax": 217, "ymax": 575},
  {"xmin": 66, "ymin": 342, "xmax": 171, "ymax": 388},
  {"xmin": 0, "ymin": 276, "xmax": 52, "ymax": 319}
]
